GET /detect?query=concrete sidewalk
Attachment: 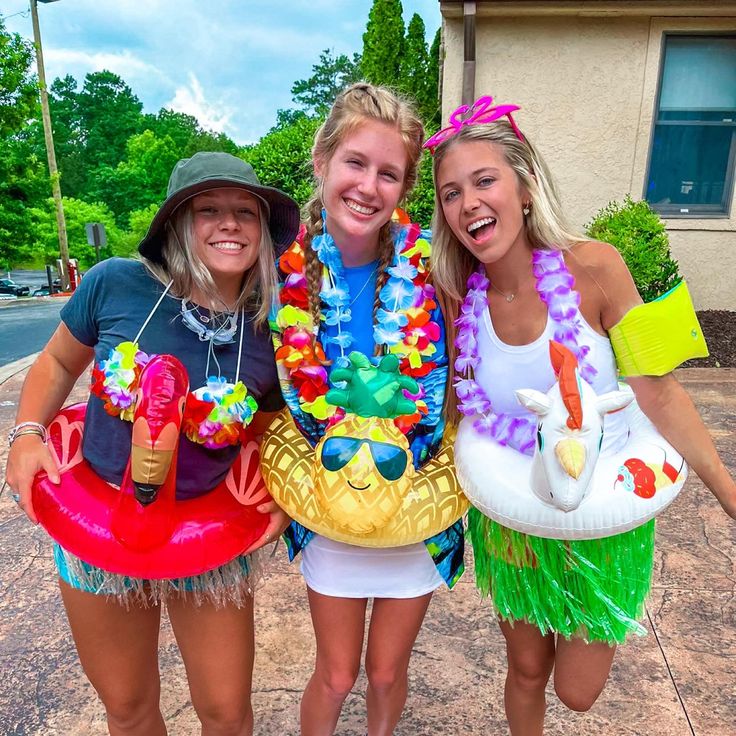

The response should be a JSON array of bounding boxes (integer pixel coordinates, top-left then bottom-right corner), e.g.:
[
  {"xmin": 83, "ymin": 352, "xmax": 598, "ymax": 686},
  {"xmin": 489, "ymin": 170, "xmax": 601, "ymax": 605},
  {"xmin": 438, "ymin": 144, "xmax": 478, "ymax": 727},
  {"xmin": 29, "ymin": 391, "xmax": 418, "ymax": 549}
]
[{"xmin": 0, "ymin": 364, "xmax": 734, "ymax": 735}]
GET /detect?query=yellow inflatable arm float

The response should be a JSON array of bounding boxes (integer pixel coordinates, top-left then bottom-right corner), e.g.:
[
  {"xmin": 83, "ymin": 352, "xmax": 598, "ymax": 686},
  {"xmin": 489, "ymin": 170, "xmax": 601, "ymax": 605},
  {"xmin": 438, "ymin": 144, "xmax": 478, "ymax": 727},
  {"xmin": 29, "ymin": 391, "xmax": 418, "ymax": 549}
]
[{"xmin": 609, "ymin": 280, "xmax": 708, "ymax": 377}]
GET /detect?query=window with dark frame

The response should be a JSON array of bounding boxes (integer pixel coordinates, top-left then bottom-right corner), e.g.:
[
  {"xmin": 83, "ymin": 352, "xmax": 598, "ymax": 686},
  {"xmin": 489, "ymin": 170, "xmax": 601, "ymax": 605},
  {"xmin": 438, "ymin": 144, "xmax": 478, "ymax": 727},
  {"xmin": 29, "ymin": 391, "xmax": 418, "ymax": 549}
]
[{"xmin": 645, "ymin": 34, "xmax": 736, "ymax": 218}]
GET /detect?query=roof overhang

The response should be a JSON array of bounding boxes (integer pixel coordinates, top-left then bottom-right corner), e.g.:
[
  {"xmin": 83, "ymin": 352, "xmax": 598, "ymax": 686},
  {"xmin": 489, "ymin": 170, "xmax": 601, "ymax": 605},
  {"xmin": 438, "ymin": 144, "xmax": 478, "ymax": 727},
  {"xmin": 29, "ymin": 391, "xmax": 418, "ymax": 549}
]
[{"xmin": 440, "ymin": 1, "xmax": 736, "ymax": 18}]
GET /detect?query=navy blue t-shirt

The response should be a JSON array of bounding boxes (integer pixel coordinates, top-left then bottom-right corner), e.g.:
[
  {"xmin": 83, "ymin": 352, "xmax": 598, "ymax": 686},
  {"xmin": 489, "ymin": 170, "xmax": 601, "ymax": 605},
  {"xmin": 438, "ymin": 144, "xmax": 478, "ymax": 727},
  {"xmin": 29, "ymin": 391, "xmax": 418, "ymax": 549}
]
[{"xmin": 61, "ymin": 258, "xmax": 283, "ymax": 499}]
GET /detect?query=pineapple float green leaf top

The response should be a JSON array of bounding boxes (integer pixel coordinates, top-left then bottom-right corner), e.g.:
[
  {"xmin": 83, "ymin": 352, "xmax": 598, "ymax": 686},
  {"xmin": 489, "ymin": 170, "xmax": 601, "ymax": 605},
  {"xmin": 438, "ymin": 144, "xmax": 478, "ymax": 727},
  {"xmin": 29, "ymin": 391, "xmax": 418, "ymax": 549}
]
[{"xmin": 326, "ymin": 352, "xmax": 419, "ymax": 419}]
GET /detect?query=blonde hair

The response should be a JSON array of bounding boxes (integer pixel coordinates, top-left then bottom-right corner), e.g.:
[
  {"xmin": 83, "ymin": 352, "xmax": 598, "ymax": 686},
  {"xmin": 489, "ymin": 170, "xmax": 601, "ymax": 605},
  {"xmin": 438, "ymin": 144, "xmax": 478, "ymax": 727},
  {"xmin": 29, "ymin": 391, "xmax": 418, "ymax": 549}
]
[
  {"xmin": 141, "ymin": 198, "xmax": 278, "ymax": 327},
  {"xmin": 430, "ymin": 120, "xmax": 586, "ymax": 421},
  {"xmin": 303, "ymin": 82, "xmax": 425, "ymax": 346}
]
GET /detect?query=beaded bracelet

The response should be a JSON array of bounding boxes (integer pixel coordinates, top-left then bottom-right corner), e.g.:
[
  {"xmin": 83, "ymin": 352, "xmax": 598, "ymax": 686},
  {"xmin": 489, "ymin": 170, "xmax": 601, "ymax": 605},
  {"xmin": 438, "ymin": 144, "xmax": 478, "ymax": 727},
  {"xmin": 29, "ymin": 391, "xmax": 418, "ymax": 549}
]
[{"xmin": 7, "ymin": 421, "xmax": 48, "ymax": 446}]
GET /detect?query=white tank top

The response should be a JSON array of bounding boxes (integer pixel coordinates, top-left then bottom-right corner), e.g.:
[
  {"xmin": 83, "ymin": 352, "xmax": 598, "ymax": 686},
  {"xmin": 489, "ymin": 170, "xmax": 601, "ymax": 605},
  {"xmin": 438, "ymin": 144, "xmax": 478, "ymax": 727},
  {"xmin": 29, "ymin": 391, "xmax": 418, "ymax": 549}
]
[{"xmin": 475, "ymin": 305, "xmax": 629, "ymax": 453}]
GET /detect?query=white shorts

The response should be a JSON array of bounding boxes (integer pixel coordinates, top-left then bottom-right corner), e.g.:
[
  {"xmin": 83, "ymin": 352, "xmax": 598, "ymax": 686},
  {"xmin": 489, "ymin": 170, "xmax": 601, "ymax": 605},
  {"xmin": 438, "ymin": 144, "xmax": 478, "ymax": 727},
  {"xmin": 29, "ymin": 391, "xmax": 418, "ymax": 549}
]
[{"xmin": 301, "ymin": 534, "xmax": 444, "ymax": 599}]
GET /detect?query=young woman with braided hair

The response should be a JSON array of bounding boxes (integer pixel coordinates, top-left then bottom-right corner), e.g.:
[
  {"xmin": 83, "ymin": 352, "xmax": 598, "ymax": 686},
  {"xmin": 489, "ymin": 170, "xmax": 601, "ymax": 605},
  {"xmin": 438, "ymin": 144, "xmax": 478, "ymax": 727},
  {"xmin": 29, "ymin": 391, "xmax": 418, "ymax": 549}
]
[{"xmin": 264, "ymin": 83, "xmax": 465, "ymax": 735}]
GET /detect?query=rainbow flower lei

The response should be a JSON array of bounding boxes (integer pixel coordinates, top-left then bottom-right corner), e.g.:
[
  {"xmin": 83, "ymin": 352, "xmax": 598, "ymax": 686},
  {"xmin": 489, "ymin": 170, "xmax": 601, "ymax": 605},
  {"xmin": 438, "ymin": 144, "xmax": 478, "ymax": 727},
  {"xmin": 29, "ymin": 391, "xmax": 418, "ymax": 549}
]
[
  {"xmin": 272, "ymin": 217, "xmax": 440, "ymax": 433},
  {"xmin": 454, "ymin": 249, "xmax": 597, "ymax": 455},
  {"xmin": 91, "ymin": 340, "xmax": 258, "ymax": 449}
]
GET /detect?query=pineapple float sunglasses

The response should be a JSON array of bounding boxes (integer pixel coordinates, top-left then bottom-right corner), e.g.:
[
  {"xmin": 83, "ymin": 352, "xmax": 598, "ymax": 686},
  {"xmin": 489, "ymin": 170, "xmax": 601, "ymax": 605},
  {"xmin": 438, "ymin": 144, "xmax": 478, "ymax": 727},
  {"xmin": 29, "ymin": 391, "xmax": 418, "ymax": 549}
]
[{"xmin": 320, "ymin": 437, "xmax": 409, "ymax": 481}]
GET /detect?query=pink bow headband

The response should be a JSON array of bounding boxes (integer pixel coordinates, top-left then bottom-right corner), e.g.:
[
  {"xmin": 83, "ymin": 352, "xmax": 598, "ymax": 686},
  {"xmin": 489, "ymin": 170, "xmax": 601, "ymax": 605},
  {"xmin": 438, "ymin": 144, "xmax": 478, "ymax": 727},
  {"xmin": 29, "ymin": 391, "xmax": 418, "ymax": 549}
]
[{"xmin": 423, "ymin": 95, "xmax": 524, "ymax": 154}]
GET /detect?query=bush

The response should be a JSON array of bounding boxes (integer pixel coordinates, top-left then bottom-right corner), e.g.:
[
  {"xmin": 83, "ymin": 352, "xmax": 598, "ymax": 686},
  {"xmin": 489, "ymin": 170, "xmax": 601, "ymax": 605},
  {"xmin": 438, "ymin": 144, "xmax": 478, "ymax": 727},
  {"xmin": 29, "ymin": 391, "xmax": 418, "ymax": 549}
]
[{"xmin": 585, "ymin": 196, "xmax": 681, "ymax": 302}]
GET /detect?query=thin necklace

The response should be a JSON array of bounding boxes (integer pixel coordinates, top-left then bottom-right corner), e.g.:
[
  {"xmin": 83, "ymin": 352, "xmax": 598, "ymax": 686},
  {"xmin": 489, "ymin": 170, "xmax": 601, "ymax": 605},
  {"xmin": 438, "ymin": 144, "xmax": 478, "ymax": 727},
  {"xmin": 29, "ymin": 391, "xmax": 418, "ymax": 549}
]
[
  {"xmin": 488, "ymin": 280, "xmax": 515, "ymax": 302},
  {"xmin": 348, "ymin": 265, "xmax": 378, "ymax": 305}
]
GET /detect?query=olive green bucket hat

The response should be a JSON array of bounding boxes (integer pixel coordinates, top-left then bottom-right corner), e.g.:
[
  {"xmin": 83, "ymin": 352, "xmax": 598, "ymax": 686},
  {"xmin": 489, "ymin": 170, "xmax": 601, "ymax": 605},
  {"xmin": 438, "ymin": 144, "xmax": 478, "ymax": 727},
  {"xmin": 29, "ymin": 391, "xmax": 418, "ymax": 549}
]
[{"xmin": 138, "ymin": 152, "xmax": 300, "ymax": 262}]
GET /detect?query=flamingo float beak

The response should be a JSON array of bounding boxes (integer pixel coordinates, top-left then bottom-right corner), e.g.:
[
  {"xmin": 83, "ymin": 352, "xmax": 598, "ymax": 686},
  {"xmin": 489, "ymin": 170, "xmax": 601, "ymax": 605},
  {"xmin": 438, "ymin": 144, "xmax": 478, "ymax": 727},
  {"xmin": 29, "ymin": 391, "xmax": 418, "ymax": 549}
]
[{"xmin": 130, "ymin": 418, "xmax": 180, "ymax": 506}]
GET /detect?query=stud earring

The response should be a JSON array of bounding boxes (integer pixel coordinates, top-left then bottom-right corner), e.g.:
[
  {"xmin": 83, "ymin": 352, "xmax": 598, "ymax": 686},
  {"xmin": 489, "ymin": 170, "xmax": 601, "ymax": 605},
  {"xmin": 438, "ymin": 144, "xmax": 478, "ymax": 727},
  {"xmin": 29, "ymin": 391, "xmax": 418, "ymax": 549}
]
[{"xmin": 522, "ymin": 203, "xmax": 530, "ymax": 216}]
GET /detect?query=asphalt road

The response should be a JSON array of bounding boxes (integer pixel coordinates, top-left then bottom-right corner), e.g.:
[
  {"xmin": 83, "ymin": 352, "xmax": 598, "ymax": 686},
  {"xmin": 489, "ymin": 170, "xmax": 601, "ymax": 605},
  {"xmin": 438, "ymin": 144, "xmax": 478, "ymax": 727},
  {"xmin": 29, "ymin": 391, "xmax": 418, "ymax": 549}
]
[
  {"xmin": 5, "ymin": 269, "xmax": 58, "ymax": 292},
  {"xmin": 0, "ymin": 300, "xmax": 65, "ymax": 366}
]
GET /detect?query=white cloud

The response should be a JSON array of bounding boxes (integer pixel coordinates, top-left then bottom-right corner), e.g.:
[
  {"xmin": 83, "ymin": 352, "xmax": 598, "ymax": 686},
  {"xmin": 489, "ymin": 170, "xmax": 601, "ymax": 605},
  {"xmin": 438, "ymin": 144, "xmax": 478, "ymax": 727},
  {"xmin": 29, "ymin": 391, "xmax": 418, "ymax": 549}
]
[
  {"xmin": 167, "ymin": 74, "xmax": 235, "ymax": 137},
  {"xmin": 44, "ymin": 48, "xmax": 169, "ymax": 86}
]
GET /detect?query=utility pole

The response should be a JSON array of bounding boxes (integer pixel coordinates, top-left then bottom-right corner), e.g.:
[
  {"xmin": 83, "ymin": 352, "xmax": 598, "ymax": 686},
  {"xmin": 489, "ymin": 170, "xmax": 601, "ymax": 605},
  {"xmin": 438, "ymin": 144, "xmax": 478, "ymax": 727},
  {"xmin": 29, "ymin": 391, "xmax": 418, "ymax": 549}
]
[{"xmin": 29, "ymin": 0, "xmax": 70, "ymax": 290}]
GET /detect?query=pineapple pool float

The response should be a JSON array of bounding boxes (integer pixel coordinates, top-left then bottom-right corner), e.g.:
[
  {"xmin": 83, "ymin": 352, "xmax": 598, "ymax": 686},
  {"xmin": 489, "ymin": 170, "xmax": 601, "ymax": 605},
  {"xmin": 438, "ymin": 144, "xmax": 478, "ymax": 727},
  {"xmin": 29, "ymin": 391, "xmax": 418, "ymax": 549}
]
[{"xmin": 261, "ymin": 352, "xmax": 467, "ymax": 547}]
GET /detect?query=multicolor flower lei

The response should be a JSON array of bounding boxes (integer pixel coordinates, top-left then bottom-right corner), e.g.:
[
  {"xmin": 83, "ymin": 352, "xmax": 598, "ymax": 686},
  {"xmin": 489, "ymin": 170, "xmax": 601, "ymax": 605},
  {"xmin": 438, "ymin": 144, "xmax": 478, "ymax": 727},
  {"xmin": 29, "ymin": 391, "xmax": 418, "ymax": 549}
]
[
  {"xmin": 454, "ymin": 249, "xmax": 597, "ymax": 455},
  {"xmin": 272, "ymin": 218, "xmax": 440, "ymax": 433},
  {"xmin": 91, "ymin": 341, "xmax": 258, "ymax": 449}
]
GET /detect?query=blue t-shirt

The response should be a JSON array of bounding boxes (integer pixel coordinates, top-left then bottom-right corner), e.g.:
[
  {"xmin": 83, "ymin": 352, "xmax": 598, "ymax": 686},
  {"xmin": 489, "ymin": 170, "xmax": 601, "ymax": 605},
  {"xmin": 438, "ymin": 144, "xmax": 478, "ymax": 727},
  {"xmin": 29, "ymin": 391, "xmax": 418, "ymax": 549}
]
[
  {"xmin": 322, "ymin": 260, "xmax": 378, "ymax": 361},
  {"xmin": 320, "ymin": 260, "xmax": 448, "ymax": 468},
  {"xmin": 61, "ymin": 258, "xmax": 283, "ymax": 499}
]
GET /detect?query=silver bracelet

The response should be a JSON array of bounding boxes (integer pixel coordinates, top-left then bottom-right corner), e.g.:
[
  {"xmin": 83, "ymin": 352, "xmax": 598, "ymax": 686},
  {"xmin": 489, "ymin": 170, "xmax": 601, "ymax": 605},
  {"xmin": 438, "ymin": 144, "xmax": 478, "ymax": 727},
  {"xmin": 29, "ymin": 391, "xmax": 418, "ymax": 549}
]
[{"xmin": 7, "ymin": 421, "xmax": 48, "ymax": 446}]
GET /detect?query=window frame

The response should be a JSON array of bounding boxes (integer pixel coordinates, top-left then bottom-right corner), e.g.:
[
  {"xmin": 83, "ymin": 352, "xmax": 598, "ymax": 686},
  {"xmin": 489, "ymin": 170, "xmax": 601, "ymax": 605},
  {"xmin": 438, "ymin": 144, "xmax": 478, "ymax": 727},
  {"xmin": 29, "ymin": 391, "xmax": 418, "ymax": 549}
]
[{"xmin": 644, "ymin": 31, "xmax": 736, "ymax": 219}]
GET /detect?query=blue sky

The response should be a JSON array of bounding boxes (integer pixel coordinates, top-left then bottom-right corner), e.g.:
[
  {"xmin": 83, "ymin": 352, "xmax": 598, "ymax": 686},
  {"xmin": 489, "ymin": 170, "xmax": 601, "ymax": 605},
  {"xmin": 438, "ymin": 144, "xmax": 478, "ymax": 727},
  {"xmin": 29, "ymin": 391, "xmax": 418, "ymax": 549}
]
[{"xmin": 2, "ymin": 0, "xmax": 441, "ymax": 144}]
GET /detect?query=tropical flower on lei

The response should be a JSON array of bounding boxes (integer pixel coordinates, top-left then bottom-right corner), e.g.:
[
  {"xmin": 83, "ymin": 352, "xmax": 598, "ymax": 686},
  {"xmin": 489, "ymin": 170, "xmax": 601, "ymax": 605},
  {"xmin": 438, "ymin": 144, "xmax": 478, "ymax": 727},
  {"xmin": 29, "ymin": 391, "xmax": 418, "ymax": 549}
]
[
  {"xmin": 275, "ymin": 325, "xmax": 327, "ymax": 370},
  {"xmin": 379, "ymin": 276, "xmax": 416, "ymax": 312},
  {"xmin": 281, "ymin": 272, "xmax": 309, "ymax": 309},
  {"xmin": 182, "ymin": 377, "xmax": 258, "ymax": 449},
  {"xmin": 271, "ymin": 214, "xmax": 441, "ymax": 432},
  {"xmin": 92, "ymin": 341, "xmax": 153, "ymax": 421}
]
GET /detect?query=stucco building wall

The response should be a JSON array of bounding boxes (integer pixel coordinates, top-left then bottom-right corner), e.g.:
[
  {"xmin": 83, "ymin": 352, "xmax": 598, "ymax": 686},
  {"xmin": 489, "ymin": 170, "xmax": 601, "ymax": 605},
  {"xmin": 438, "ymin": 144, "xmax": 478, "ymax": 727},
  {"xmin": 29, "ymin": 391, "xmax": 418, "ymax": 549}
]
[{"xmin": 441, "ymin": 10, "xmax": 736, "ymax": 309}]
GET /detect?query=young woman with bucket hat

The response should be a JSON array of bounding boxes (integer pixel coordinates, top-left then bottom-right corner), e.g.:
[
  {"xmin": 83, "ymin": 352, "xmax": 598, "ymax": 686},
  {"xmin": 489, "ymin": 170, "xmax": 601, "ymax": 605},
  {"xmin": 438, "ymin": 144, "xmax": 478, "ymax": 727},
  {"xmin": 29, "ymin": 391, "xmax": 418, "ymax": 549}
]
[{"xmin": 5, "ymin": 152, "xmax": 299, "ymax": 736}]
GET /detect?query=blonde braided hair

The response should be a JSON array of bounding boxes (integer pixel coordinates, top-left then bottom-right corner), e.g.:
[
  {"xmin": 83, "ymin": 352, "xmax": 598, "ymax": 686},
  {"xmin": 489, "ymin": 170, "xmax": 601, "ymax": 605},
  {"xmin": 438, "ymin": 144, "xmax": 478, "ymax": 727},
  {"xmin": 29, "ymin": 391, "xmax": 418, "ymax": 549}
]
[{"xmin": 304, "ymin": 196, "xmax": 325, "ymax": 325}]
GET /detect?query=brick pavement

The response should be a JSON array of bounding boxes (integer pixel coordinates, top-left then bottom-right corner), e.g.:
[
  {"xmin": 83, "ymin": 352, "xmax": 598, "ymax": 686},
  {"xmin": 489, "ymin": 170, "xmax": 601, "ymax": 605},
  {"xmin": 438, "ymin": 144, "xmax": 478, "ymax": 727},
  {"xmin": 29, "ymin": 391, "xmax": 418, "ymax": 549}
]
[{"xmin": 0, "ymin": 361, "xmax": 734, "ymax": 735}]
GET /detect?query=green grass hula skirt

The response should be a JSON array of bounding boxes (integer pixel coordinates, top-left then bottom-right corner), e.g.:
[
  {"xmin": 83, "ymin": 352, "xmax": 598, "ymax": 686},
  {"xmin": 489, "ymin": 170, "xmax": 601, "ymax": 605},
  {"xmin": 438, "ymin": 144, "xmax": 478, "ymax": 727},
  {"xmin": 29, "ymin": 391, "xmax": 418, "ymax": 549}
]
[{"xmin": 468, "ymin": 507, "xmax": 655, "ymax": 644}]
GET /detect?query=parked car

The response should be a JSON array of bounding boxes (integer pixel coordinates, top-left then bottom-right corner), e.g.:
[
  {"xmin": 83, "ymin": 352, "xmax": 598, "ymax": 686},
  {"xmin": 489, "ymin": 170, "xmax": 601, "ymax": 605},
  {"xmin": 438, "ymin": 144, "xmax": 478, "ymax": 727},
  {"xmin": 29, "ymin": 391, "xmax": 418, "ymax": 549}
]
[
  {"xmin": 32, "ymin": 285, "xmax": 52, "ymax": 296},
  {"xmin": 0, "ymin": 278, "xmax": 30, "ymax": 296}
]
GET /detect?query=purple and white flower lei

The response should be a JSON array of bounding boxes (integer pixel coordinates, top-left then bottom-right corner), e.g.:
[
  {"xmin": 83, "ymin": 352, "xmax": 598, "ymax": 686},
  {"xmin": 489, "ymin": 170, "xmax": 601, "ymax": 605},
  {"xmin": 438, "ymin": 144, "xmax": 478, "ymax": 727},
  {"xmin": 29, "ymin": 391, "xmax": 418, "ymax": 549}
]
[{"xmin": 454, "ymin": 249, "xmax": 597, "ymax": 456}]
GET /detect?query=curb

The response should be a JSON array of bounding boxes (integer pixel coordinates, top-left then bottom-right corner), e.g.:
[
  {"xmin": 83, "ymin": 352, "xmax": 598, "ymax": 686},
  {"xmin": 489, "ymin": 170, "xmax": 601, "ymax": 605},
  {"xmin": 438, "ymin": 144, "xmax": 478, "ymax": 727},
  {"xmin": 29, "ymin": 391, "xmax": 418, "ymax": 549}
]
[
  {"xmin": 0, "ymin": 296, "xmax": 70, "ymax": 310},
  {"xmin": 0, "ymin": 353, "xmax": 40, "ymax": 386}
]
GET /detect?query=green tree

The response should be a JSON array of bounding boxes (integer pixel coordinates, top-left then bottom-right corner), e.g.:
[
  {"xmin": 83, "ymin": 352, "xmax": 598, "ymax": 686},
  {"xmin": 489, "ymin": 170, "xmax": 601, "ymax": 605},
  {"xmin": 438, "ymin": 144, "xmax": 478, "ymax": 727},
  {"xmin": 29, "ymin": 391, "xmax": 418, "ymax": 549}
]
[
  {"xmin": 141, "ymin": 108, "xmax": 238, "ymax": 157},
  {"xmin": 0, "ymin": 17, "xmax": 37, "ymax": 135},
  {"xmin": 190, "ymin": 128, "xmax": 239, "ymax": 156},
  {"xmin": 291, "ymin": 49, "xmax": 362, "ymax": 116},
  {"xmin": 243, "ymin": 115, "xmax": 322, "ymax": 205},
  {"xmin": 405, "ymin": 153, "xmax": 434, "ymax": 228},
  {"xmin": 425, "ymin": 28, "xmax": 442, "ymax": 129},
  {"xmin": 116, "ymin": 203, "xmax": 159, "ymax": 258},
  {"xmin": 362, "ymin": 0, "xmax": 405, "ymax": 87},
  {"xmin": 0, "ymin": 138, "xmax": 48, "ymax": 269},
  {"xmin": 28, "ymin": 71, "xmax": 146, "ymax": 199},
  {"xmin": 45, "ymin": 75, "xmax": 86, "ymax": 196},
  {"xmin": 77, "ymin": 71, "xmax": 144, "ymax": 171},
  {"xmin": 88, "ymin": 130, "xmax": 180, "ymax": 224},
  {"xmin": 399, "ymin": 14, "xmax": 431, "ymax": 117},
  {"xmin": 0, "ymin": 18, "xmax": 45, "ymax": 269},
  {"xmin": 270, "ymin": 108, "xmax": 311, "ymax": 134},
  {"xmin": 140, "ymin": 109, "xmax": 199, "ymax": 152},
  {"xmin": 29, "ymin": 196, "xmax": 123, "ymax": 268}
]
